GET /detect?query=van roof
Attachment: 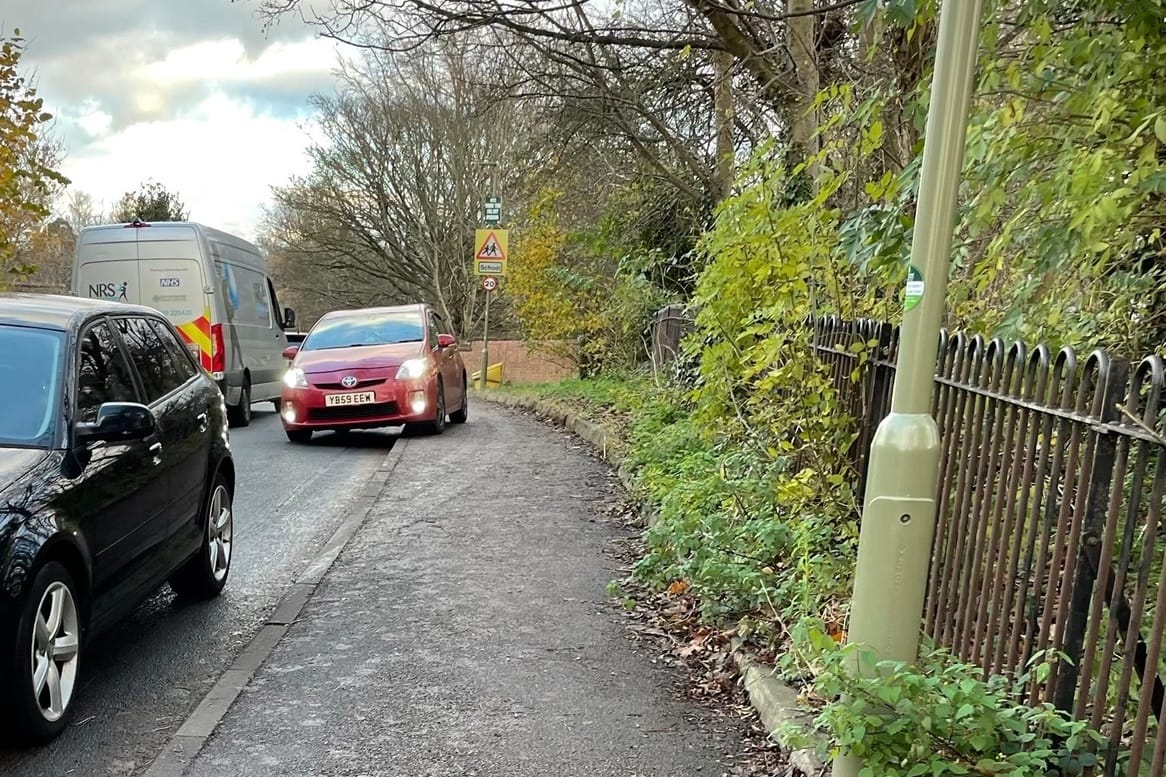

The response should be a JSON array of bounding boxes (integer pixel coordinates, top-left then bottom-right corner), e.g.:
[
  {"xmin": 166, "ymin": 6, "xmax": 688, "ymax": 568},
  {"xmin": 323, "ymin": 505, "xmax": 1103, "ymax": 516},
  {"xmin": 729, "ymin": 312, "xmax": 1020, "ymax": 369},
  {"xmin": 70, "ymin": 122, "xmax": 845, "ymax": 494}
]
[{"xmin": 77, "ymin": 221, "xmax": 259, "ymax": 250}]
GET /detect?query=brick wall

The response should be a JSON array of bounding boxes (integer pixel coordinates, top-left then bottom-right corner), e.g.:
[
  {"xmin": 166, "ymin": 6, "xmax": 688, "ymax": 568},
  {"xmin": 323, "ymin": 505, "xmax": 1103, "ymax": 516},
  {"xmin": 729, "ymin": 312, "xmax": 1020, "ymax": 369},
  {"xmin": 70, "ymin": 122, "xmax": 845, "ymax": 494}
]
[{"xmin": 460, "ymin": 340, "xmax": 576, "ymax": 384}]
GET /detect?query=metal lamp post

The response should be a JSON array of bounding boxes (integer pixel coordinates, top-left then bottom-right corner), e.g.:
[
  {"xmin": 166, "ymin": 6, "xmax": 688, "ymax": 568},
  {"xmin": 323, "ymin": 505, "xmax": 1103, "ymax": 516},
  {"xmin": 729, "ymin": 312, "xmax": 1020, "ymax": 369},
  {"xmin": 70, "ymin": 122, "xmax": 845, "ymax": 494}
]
[{"xmin": 832, "ymin": 2, "xmax": 985, "ymax": 775}]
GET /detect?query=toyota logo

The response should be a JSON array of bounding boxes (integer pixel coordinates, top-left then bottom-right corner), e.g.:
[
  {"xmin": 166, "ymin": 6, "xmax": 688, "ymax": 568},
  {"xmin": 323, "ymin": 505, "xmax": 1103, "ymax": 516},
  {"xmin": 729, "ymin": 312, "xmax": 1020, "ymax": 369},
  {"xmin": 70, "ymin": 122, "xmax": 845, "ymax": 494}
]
[{"xmin": 341, "ymin": 376, "xmax": 358, "ymax": 388}]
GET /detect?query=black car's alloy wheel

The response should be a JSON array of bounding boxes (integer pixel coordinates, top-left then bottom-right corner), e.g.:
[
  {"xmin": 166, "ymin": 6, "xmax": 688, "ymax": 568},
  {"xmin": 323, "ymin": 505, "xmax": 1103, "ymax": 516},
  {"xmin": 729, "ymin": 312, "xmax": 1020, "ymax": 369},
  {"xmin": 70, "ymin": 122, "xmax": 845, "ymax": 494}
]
[
  {"xmin": 1, "ymin": 561, "xmax": 82, "ymax": 745},
  {"xmin": 170, "ymin": 472, "xmax": 233, "ymax": 600}
]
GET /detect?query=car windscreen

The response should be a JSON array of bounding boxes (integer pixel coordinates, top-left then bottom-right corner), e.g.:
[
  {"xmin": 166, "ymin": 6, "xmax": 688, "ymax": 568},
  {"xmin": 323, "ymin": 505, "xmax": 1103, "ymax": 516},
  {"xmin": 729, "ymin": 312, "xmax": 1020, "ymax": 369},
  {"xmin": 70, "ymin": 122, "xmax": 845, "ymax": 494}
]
[
  {"xmin": 301, "ymin": 312, "xmax": 425, "ymax": 351},
  {"xmin": 0, "ymin": 325, "xmax": 63, "ymax": 448}
]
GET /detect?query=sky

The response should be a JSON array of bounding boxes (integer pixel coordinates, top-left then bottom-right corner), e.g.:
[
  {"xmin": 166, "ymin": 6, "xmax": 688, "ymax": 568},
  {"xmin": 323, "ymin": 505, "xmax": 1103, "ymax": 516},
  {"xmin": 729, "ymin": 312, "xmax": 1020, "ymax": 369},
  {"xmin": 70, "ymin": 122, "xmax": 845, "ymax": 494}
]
[{"xmin": 6, "ymin": 0, "xmax": 347, "ymax": 241}]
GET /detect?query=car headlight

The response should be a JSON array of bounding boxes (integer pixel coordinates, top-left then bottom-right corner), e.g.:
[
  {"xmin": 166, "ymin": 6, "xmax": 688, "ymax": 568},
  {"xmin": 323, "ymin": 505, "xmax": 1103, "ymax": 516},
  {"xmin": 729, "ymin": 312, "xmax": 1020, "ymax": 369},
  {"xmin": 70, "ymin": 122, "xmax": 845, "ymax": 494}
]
[
  {"xmin": 395, "ymin": 358, "xmax": 428, "ymax": 380},
  {"xmin": 283, "ymin": 367, "xmax": 308, "ymax": 388}
]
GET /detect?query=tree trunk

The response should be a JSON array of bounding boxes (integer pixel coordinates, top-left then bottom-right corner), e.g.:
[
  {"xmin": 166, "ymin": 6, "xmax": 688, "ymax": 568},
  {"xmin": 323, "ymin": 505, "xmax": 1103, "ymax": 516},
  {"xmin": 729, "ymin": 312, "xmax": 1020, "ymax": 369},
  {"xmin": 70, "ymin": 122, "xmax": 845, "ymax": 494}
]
[
  {"xmin": 713, "ymin": 49, "xmax": 735, "ymax": 202},
  {"xmin": 788, "ymin": 0, "xmax": 819, "ymax": 173}
]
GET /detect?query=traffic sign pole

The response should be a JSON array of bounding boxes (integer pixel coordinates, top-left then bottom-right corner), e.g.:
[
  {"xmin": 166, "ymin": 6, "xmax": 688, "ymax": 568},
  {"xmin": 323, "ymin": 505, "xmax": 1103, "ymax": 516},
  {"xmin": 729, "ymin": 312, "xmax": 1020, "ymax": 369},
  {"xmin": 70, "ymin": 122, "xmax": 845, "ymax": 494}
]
[
  {"xmin": 480, "ymin": 289, "xmax": 491, "ymax": 391},
  {"xmin": 479, "ymin": 164, "xmax": 499, "ymax": 391}
]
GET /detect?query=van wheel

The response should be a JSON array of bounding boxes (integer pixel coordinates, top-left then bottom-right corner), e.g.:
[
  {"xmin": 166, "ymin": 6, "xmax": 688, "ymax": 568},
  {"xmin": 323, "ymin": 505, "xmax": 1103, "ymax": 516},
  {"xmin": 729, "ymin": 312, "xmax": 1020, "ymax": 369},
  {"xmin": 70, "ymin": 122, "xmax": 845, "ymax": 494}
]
[{"xmin": 227, "ymin": 384, "xmax": 251, "ymax": 428}]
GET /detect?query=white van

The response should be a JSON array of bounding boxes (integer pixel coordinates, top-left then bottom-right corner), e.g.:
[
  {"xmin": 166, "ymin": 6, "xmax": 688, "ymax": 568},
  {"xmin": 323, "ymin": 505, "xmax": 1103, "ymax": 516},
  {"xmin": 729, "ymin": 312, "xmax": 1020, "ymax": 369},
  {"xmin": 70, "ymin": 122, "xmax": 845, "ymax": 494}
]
[{"xmin": 72, "ymin": 221, "xmax": 297, "ymax": 427}]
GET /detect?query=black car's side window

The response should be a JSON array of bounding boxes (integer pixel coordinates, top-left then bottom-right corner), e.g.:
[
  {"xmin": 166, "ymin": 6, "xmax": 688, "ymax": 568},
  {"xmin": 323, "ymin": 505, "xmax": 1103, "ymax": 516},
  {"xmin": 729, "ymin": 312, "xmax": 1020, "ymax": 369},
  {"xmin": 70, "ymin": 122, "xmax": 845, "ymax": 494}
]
[
  {"xmin": 77, "ymin": 322, "xmax": 138, "ymax": 423},
  {"xmin": 148, "ymin": 320, "xmax": 198, "ymax": 383},
  {"xmin": 115, "ymin": 317, "xmax": 189, "ymax": 403}
]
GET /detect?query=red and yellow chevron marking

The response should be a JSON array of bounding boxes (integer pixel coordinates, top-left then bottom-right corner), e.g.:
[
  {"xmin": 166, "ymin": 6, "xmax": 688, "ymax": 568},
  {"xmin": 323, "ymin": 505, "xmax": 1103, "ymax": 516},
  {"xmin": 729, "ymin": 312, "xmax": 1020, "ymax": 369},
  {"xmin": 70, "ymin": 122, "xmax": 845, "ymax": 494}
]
[{"xmin": 176, "ymin": 307, "xmax": 213, "ymax": 371}]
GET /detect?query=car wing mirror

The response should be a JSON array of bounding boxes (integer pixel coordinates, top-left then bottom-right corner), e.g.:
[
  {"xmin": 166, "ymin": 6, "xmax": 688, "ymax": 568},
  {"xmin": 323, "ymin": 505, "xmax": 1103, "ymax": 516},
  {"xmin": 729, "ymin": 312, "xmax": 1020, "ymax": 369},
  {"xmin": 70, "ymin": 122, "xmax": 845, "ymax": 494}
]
[
  {"xmin": 283, "ymin": 307, "xmax": 297, "ymax": 330},
  {"xmin": 282, "ymin": 345, "xmax": 300, "ymax": 360},
  {"xmin": 437, "ymin": 334, "xmax": 457, "ymax": 349},
  {"xmin": 75, "ymin": 402, "xmax": 156, "ymax": 445}
]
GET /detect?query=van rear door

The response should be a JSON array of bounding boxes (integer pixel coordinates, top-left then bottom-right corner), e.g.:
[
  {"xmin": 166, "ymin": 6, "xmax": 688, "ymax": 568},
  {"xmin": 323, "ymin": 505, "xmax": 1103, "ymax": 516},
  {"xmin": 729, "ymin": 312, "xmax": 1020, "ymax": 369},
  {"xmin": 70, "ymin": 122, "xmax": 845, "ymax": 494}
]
[
  {"xmin": 75, "ymin": 229, "xmax": 140, "ymax": 303},
  {"xmin": 136, "ymin": 230, "xmax": 213, "ymax": 371}
]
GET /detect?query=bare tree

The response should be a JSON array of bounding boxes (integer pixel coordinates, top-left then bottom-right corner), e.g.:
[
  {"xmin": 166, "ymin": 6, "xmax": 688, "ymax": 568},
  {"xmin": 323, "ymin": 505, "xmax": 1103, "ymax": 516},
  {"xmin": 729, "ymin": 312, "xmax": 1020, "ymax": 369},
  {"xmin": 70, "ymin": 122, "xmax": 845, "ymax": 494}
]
[
  {"xmin": 260, "ymin": 38, "xmax": 547, "ymax": 339},
  {"xmin": 62, "ymin": 190, "xmax": 102, "ymax": 234},
  {"xmin": 259, "ymin": 0, "xmax": 865, "ymax": 195}
]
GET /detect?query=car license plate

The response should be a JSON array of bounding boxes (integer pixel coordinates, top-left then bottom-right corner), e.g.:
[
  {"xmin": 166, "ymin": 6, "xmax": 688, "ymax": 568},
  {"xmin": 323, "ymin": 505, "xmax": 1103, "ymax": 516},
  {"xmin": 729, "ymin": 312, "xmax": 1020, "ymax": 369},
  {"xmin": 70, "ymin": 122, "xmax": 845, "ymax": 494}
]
[{"xmin": 324, "ymin": 391, "xmax": 376, "ymax": 407}]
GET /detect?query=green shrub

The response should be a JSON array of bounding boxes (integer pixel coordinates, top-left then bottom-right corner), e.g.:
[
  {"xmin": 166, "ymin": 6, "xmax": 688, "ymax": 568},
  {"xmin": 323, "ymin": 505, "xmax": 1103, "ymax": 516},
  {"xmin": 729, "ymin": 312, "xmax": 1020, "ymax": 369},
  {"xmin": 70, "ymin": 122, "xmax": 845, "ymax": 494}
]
[{"xmin": 783, "ymin": 626, "xmax": 1104, "ymax": 777}]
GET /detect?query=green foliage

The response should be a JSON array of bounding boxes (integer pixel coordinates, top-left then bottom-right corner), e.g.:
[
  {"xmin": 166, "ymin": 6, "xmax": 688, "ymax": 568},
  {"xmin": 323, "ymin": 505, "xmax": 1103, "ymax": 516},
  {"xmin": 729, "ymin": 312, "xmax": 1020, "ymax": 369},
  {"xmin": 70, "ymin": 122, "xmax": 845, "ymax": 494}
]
[
  {"xmin": 836, "ymin": 0, "xmax": 1166, "ymax": 354},
  {"xmin": 785, "ymin": 627, "xmax": 1104, "ymax": 777},
  {"xmin": 0, "ymin": 29, "xmax": 68, "ymax": 281},
  {"xmin": 950, "ymin": 0, "xmax": 1166, "ymax": 353},
  {"xmin": 508, "ymin": 187, "xmax": 676, "ymax": 375},
  {"xmin": 110, "ymin": 180, "xmax": 189, "ymax": 223},
  {"xmin": 510, "ymin": 375, "xmax": 648, "ymax": 417},
  {"xmin": 631, "ymin": 147, "xmax": 862, "ymax": 628},
  {"xmin": 514, "ymin": 148, "xmax": 866, "ymax": 635}
]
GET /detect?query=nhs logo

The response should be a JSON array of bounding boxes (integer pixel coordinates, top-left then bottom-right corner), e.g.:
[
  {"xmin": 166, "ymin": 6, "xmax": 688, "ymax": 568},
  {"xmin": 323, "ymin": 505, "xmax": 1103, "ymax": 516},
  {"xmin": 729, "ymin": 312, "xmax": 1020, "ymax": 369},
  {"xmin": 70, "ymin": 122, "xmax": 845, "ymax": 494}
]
[{"xmin": 160, "ymin": 277, "xmax": 181, "ymax": 288}]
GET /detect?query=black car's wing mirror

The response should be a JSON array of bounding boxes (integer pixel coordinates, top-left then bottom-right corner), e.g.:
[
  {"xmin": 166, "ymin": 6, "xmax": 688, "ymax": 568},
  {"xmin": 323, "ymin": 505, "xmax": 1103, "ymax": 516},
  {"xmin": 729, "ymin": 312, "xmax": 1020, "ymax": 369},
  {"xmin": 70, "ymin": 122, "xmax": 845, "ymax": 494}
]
[{"xmin": 75, "ymin": 402, "xmax": 157, "ymax": 445}]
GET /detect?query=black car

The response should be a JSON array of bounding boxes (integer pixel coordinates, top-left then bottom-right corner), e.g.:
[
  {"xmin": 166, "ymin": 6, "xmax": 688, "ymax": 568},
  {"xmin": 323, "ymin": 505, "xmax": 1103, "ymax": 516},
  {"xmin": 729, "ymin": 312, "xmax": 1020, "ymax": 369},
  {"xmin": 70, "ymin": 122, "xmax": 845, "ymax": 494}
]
[{"xmin": 0, "ymin": 294, "xmax": 235, "ymax": 744}]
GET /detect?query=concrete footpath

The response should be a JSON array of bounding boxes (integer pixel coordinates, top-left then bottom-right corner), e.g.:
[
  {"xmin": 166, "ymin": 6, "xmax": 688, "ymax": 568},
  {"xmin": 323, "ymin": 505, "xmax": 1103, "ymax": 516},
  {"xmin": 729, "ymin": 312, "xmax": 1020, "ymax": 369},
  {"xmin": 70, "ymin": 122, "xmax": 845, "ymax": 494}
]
[{"xmin": 175, "ymin": 402, "xmax": 749, "ymax": 776}]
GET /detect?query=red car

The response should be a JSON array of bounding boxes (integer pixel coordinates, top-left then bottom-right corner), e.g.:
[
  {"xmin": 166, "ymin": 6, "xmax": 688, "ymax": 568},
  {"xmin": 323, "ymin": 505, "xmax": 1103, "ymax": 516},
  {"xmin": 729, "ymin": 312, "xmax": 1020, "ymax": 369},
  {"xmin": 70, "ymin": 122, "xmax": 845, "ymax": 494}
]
[{"xmin": 279, "ymin": 304, "xmax": 468, "ymax": 442}]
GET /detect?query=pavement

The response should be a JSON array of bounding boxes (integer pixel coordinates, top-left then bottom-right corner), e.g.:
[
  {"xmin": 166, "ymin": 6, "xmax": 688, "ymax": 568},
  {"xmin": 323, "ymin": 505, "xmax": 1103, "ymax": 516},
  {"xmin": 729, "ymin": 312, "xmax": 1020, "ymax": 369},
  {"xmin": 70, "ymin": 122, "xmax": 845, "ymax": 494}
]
[{"xmin": 169, "ymin": 401, "xmax": 748, "ymax": 776}]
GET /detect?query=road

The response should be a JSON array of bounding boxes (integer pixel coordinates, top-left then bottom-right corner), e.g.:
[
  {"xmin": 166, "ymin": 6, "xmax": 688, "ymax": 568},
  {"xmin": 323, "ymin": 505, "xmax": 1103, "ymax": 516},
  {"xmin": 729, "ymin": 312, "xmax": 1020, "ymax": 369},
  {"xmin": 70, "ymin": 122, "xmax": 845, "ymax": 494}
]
[{"xmin": 0, "ymin": 407, "xmax": 392, "ymax": 777}]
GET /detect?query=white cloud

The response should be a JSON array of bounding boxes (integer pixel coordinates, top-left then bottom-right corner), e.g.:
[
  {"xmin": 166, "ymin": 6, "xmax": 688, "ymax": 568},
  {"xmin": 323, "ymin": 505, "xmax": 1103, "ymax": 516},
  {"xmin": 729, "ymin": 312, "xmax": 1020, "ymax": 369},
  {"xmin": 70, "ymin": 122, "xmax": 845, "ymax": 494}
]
[
  {"xmin": 144, "ymin": 37, "xmax": 338, "ymax": 86},
  {"xmin": 12, "ymin": 0, "xmax": 350, "ymax": 241},
  {"xmin": 59, "ymin": 94, "xmax": 320, "ymax": 241},
  {"xmin": 71, "ymin": 100, "xmax": 114, "ymax": 138}
]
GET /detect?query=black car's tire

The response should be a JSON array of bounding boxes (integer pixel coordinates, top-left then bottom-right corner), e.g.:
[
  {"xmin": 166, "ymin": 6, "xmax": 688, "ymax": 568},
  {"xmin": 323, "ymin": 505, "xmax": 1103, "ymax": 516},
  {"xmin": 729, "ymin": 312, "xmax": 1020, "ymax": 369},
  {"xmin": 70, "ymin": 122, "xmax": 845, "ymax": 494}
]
[
  {"xmin": 227, "ymin": 383, "xmax": 251, "ymax": 428},
  {"xmin": 449, "ymin": 376, "xmax": 468, "ymax": 424},
  {"xmin": 427, "ymin": 382, "xmax": 447, "ymax": 435},
  {"xmin": 1, "ymin": 561, "xmax": 83, "ymax": 745},
  {"xmin": 170, "ymin": 473, "xmax": 233, "ymax": 600},
  {"xmin": 286, "ymin": 429, "xmax": 312, "ymax": 443}
]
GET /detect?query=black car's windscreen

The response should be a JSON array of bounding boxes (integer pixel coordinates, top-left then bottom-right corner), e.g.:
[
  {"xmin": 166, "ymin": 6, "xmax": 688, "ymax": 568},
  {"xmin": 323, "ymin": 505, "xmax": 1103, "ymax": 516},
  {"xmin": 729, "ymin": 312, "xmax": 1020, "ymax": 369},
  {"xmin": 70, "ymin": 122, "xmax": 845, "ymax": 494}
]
[
  {"xmin": 302, "ymin": 312, "xmax": 425, "ymax": 351},
  {"xmin": 0, "ymin": 325, "xmax": 63, "ymax": 447}
]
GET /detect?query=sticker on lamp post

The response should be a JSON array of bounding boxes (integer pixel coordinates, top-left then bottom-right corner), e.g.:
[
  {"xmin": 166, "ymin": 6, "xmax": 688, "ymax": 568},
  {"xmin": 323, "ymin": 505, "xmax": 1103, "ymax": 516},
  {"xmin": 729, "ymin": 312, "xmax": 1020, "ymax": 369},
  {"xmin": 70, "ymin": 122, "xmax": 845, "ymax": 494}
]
[{"xmin": 904, "ymin": 265, "xmax": 925, "ymax": 312}]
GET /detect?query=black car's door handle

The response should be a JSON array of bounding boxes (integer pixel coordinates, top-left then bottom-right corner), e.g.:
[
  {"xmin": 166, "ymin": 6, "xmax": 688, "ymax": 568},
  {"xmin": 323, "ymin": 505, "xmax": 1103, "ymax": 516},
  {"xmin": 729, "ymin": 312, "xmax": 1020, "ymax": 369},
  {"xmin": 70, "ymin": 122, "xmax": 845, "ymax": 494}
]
[
  {"xmin": 197, "ymin": 412, "xmax": 209, "ymax": 432},
  {"xmin": 148, "ymin": 441, "xmax": 163, "ymax": 466}
]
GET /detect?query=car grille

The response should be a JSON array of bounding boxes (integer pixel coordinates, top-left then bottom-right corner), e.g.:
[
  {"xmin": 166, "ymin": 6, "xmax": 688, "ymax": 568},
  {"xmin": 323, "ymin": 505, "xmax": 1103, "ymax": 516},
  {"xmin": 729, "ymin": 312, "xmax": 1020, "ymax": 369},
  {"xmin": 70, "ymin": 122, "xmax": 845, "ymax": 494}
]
[
  {"xmin": 307, "ymin": 402, "xmax": 400, "ymax": 422},
  {"xmin": 313, "ymin": 377, "xmax": 388, "ymax": 389}
]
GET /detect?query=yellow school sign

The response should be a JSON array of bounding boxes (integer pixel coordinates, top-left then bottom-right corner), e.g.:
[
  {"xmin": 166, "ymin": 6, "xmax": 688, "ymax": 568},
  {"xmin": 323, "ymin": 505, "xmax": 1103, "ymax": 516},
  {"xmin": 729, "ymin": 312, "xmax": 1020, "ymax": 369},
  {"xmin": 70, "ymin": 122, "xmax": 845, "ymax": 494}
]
[{"xmin": 473, "ymin": 229, "xmax": 508, "ymax": 275}]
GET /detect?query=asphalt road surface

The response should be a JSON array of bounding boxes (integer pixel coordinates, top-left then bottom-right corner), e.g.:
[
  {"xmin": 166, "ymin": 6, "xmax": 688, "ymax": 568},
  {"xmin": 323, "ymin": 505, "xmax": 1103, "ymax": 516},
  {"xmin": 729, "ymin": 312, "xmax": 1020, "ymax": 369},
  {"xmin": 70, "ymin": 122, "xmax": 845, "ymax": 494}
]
[{"xmin": 0, "ymin": 406, "xmax": 391, "ymax": 777}]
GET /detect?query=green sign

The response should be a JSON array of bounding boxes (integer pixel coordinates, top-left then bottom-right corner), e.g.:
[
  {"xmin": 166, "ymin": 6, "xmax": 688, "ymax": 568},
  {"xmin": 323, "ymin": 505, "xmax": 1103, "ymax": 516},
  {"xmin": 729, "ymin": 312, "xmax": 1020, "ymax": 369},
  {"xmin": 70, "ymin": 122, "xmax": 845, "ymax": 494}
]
[
  {"xmin": 904, "ymin": 265, "xmax": 924, "ymax": 312},
  {"xmin": 483, "ymin": 196, "xmax": 502, "ymax": 226}
]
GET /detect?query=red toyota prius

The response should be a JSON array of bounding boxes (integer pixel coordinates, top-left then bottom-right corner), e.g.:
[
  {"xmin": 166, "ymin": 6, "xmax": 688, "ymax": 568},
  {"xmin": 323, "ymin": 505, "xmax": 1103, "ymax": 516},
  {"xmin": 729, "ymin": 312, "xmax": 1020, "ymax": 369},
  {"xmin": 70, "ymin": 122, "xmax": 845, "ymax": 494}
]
[{"xmin": 279, "ymin": 304, "xmax": 468, "ymax": 443}]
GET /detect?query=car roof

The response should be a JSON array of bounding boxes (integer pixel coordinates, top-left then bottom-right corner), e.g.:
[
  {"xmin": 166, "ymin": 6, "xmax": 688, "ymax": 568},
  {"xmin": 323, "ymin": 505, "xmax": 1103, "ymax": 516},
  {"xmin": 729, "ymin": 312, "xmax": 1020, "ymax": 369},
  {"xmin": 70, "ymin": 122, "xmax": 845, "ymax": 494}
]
[
  {"xmin": 320, "ymin": 304, "xmax": 430, "ymax": 321},
  {"xmin": 0, "ymin": 293, "xmax": 161, "ymax": 331}
]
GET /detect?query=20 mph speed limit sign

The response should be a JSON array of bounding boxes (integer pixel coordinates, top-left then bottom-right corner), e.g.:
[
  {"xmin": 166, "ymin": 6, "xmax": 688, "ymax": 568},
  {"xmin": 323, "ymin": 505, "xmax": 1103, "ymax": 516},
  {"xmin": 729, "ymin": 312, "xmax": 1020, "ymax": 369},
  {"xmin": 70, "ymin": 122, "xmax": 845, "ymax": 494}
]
[{"xmin": 481, "ymin": 276, "xmax": 498, "ymax": 292}]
